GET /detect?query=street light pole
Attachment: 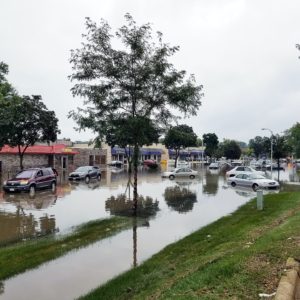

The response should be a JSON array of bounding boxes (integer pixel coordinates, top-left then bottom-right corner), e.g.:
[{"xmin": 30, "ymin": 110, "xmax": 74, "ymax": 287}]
[
  {"xmin": 201, "ymin": 139, "xmax": 204, "ymax": 166},
  {"xmin": 262, "ymin": 128, "xmax": 274, "ymax": 177}
]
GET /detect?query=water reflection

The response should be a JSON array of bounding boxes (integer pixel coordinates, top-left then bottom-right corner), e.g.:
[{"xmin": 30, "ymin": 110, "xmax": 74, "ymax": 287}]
[
  {"xmin": 202, "ymin": 170, "xmax": 219, "ymax": 195},
  {"xmin": 0, "ymin": 168, "xmax": 259, "ymax": 300},
  {"xmin": 0, "ymin": 281, "xmax": 3, "ymax": 295},
  {"xmin": 164, "ymin": 184, "xmax": 197, "ymax": 213},
  {"xmin": 0, "ymin": 191, "xmax": 59, "ymax": 245},
  {"xmin": 105, "ymin": 179, "xmax": 159, "ymax": 218},
  {"xmin": 105, "ymin": 177, "xmax": 160, "ymax": 267}
]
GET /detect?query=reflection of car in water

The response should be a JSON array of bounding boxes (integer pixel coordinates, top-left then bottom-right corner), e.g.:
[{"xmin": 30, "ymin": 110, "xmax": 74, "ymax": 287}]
[
  {"xmin": 3, "ymin": 189, "xmax": 58, "ymax": 209},
  {"xmin": 68, "ymin": 166, "xmax": 101, "ymax": 183},
  {"xmin": 68, "ymin": 180, "xmax": 101, "ymax": 190},
  {"xmin": 227, "ymin": 185, "xmax": 279, "ymax": 197}
]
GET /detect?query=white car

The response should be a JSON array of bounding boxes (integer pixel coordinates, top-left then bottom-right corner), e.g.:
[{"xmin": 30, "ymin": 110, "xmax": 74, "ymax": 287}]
[
  {"xmin": 162, "ymin": 167, "xmax": 198, "ymax": 179},
  {"xmin": 226, "ymin": 166, "xmax": 265, "ymax": 177},
  {"xmin": 227, "ymin": 173, "xmax": 279, "ymax": 191}
]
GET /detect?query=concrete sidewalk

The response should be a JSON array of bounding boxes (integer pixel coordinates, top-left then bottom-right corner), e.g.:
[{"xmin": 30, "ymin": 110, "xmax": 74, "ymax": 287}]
[{"xmin": 275, "ymin": 258, "xmax": 300, "ymax": 299}]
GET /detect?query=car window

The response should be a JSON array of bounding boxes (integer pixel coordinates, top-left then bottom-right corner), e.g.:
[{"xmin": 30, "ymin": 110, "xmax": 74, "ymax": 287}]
[
  {"xmin": 236, "ymin": 167, "xmax": 244, "ymax": 171},
  {"xmin": 75, "ymin": 167, "xmax": 89, "ymax": 172},
  {"xmin": 245, "ymin": 167, "xmax": 251, "ymax": 172},
  {"xmin": 242, "ymin": 174, "xmax": 249, "ymax": 179},
  {"xmin": 176, "ymin": 168, "xmax": 184, "ymax": 173},
  {"xmin": 15, "ymin": 170, "xmax": 35, "ymax": 178},
  {"xmin": 235, "ymin": 174, "xmax": 243, "ymax": 179},
  {"xmin": 42, "ymin": 169, "xmax": 50, "ymax": 176},
  {"xmin": 36, "ymin": 170, "xmax": 43, "ymax": 177}
]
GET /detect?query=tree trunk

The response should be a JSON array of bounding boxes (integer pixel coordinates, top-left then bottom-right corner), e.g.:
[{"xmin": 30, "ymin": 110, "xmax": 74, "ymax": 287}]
[
  {"xmin": 175, "ymin": 149, "xmax": 180, "ymax": 168},
  {"xmin": 132, "ymin": 217, "xmax": 137, "ymax": 267},
  {"xmin": 277, "ymin": 158, "xmax": 280, "ymax": 181},
  {"xmin": 18, "ymin": 145, "xmax": 24, "ymax": 170},
  {"xmin": 133, "ymin": 144, "xmax": 139, "ymax": 216}
]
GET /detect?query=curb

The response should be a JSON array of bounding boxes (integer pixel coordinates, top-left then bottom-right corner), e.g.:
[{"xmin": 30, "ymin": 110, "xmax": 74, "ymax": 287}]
[{"xmin": 275, "ymin": 258, "xmax": 300, "ymax": 300}]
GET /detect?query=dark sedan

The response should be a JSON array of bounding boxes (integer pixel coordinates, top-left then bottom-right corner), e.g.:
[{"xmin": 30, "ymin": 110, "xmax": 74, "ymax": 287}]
[{"xmin": 68, "ymin": 166, "xmax": 101, "ymax": 183}]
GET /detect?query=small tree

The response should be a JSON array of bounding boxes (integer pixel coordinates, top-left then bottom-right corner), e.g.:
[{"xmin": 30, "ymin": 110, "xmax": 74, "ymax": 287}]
[
  {"xmin": 164, "ymin": 125, "xmax": 197, "ymax": 167},
  {"xmin": 0, "ymin": 95, "xmax": 60, "ymax": 170},
  {"xmin": 69, "ymin": 14, "xmax": 203, "ymax": 212},
  {"xmin": 202, "ymin": 133, "xmax": 219, "ymax": 159},
  {"xmin": 219, "ymin": 139, "xmax": 241, "ymax": 160}
]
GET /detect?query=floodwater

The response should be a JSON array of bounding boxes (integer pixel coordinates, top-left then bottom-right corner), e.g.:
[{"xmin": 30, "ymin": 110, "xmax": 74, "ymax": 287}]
[{"xmin": 0, "ymin": 165, "xmax": 299, "ymax": 300}]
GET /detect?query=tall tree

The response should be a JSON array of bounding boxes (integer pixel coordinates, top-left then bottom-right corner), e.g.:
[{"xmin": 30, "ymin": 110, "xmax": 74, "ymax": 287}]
[
  {"xmin": 248, "ymin": 136, "xmax": 270, "ymax": 158},
  {"xmin": 202, "ymin": 133, "xmax": 219, "ymax": 158},
  {"xmin": 218, "ymin": 139, "xmax": 241, "ymax": 160},
  {"xmin": 286, "ymin": 122, "xmax": 300, "ymax": 158},
  {"xmin": 69, "ymin": 14, "xmax": 203, "ymax": 212},
  {"xmin": 0, "ymin": 95, "xmax": 60, "ymax": 169},
  {"xmin": 164, "ymin": 125, "xmax": 197, "ymax": 167}
]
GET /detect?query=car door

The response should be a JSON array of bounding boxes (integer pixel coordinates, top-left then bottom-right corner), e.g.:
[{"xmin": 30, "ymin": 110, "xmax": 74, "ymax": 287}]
[
  {"xmin": 241, "ymin": 174, "xmax": 252, "ymax": 187},
  {"xmin": 234, "ymin": 174, "xmax": 245, "ymax": 186},
  {"xmin": 175, "ymin": 168, "xmax": 185, "ymax": 177},
  {"xmin": 35, "ymin": 170, "xmax": 45, "ymax": 189}
]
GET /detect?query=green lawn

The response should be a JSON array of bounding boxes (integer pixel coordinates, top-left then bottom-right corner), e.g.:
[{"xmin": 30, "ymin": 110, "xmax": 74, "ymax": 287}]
[{"xmin": 80, "ymin": 192, "xmax": 300, "ymax": 300}]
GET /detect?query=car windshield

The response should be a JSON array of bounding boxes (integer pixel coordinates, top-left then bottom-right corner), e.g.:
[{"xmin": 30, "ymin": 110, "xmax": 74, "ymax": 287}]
[
  {"xmin": 75, "ymin": 166, "xmax": 90, "ymax": 172},
  {"xmin": 15, "ymin": 170, "xmax": 35, "ymax": 178},
  {"xmin": 249, "ymin": 174, "xmax": 266, "ymax": 180}
]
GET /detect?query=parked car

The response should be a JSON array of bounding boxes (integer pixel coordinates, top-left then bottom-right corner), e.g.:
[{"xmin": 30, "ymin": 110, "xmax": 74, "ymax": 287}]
[
  {"xmin": 3, "ymin": 167, "xmax": 57, "ymax": 194},
  {"xmin": 108, "ymin": 160, "xmax": 123, "ymax": 168},
  {"xmin": 68, "ymin": 166, "xmax": 101, "ymax": 182},
  {"xmin": 162, "ymin": 167, "xmax": 198, "ymax": 179},
  {"xmin": 208, "ymin": 162, "xmax": 219, "ymax": 170},
  {"xmin": 143, "ymin": 159, "xmax": 158, "ymax": 169},
  {"xmin": 226, "ymin": 166, "xmax": 265, "ymax": 177},
  {"xmin": 227, "ymin": 173, "xmax": 279, "ymax": 191}
]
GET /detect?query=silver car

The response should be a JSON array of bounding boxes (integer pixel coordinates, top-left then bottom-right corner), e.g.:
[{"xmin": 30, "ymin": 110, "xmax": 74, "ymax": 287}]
[
  {"xmin": 227, "ymin": 173, "xmax": 279, "ymax": 191},
  {"xmin": 162, "ymin": 167, "xmax": 198, "ymax": 180}
]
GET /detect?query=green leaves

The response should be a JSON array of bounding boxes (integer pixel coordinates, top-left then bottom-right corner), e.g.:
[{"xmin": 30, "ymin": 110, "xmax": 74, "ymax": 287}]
[{"xmin": 69, "ymin": 14, "xmax": 203, "ymax": 148}]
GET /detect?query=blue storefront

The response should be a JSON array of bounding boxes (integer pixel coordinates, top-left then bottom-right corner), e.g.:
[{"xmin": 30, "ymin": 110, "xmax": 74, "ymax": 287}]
[{"xmin": 111, "ymin": 147, "xmax": 163, "ymax": 163}]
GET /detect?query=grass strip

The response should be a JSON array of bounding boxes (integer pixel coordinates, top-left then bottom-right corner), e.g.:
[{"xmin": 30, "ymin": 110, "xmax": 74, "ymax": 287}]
[
  {"xmin": 80, "ymin": 192, "xmax": 300, "ymax": 300},
  {"xmin": 0, "ymin": 216, "xmax": 132, "ymax": 280}
]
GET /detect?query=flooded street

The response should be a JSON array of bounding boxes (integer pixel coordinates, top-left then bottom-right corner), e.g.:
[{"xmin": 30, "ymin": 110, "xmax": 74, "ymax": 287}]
[{"xmin": 0, "ymin": 165, "xmax": 299, "ymax": 299}]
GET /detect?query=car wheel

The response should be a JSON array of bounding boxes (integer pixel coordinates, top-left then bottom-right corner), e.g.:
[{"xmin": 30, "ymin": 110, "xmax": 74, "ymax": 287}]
[
  {"xmin": 97, "ymin": 174, "xmax": 101, "ymax": 181},
  {"xmin": 231, "ymin": 182, "xmax": 236, "ymax": 187},
  {"xmin": 85, "ymin": 176, "xmax": 90, "ymax": 183},
  {"xmin": 51, "ymin": 181, "xmax": 56, "ymax": 192},
  {"xmin": 169, "ymin": 175, "xmax": 175, "ymax": 180},
  {"xmin": 189, "ymin": 175, "xmax": 195, "ymax": 179},
  {"xmin": 252, "ymin": 183, "xmax": 259, "ymax": 191},
  {"xmin": 29, "ymin": 185, "xmax": 36, "ymax": 197}
]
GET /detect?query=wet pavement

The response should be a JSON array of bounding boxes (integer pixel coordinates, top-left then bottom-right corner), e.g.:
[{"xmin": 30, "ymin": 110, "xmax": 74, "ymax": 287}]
[{"xmin": 0, "ymin": 165, "xmax": 299, "ymax": 299}]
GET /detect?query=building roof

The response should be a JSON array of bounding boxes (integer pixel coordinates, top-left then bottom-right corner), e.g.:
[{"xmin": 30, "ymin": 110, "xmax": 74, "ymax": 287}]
[{"xmin": 0, "ymin": 144, "xmax": 79, "ymax": 155}]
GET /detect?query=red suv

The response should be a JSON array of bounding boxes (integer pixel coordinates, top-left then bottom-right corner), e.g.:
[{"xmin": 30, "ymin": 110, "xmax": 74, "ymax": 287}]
[{"xmin": 3, "ymin": 167, "xmax": 57, "ymax": 194}]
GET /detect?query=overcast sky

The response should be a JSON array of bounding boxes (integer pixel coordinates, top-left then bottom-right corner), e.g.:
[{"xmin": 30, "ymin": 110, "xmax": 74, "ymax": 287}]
[{"xmin": 1, "ymin": 0, "xmax": 299, "ymax": 143}]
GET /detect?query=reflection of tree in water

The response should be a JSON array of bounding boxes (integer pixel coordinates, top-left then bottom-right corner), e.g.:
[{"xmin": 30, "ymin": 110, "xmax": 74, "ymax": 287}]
[
  {"xmin": 0, "ymin": 208, "xmax": 58, "ymax": 246},
  {"xmin": 0, "ymin": 208, "xmax": 37, "ymax": 245},
  {"xmin": 203, "ymin": 172, "xmax": 219, "ymax": 195},
  {"xmin": 164, "ymin": 186, "xmax": 197, "ymax": 213},
  {"xmin": 39, "ymin": 215, "xmax": 58, "ymax": 236},
  {"xmin": 105, "ymin": 194, "xmax": 159, "ymax": 218},
  {"xmin": 0, "ymin": 281, "xmax": 4, "ymax": 295},
  {"xmin": 105, "ymin": 177, "xmax": 159, "ymax": 268}
]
